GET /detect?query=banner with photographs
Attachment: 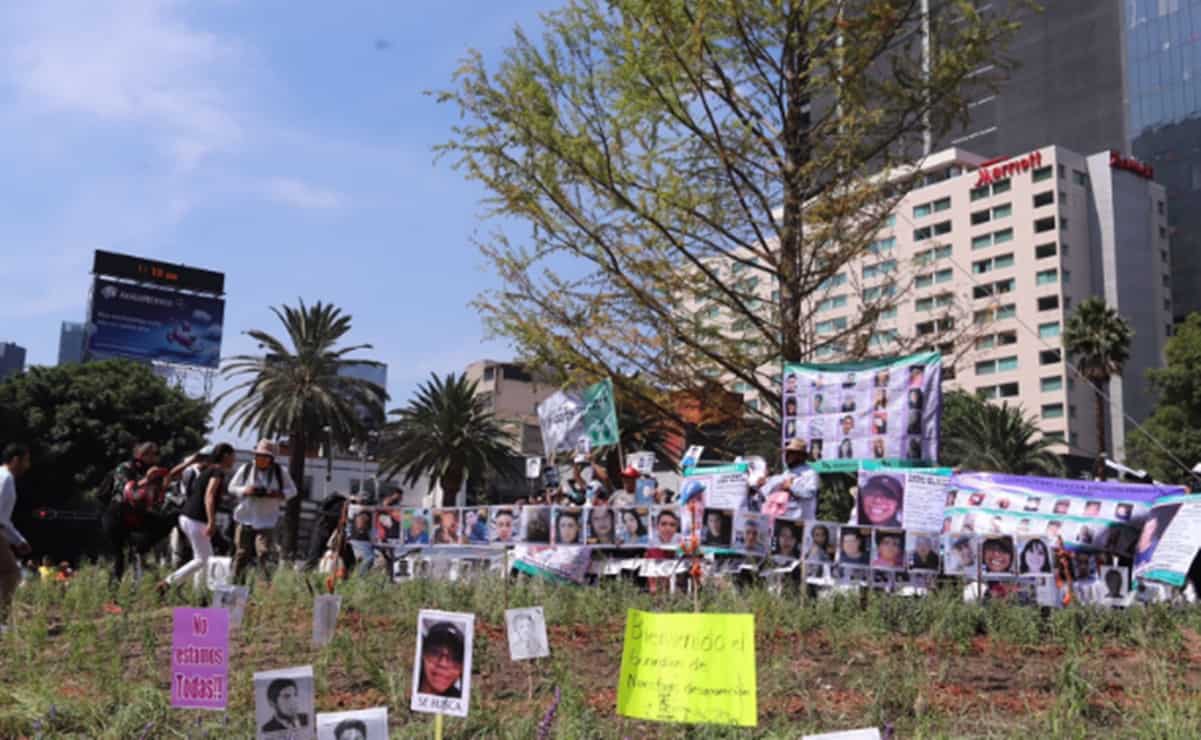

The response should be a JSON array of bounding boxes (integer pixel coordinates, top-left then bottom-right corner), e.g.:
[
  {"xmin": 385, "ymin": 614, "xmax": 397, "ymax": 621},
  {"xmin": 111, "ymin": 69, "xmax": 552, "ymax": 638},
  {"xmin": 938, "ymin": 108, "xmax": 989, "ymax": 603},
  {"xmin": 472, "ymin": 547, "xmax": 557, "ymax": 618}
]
[
  {"xmin": 536, "ymin": 378, "xmax": 620, "ymax": 455},
  {"xmin": 1133, "ymin": 494, "xmax": 1201, "ymax": 588},
  {"xmin": 945, "ymin": 473, "xmax": 1181, "ymax": 555},
  {"xmin": 781, "ymin": 351, "xmax": 941, "ymax": 472},
  {"xmin": 856, "ymin": 463, "xmax": 952, "ymax": 532},
  {"xmin": 411, "ymin": 610, "xmax": 474, "ymax": 718}
]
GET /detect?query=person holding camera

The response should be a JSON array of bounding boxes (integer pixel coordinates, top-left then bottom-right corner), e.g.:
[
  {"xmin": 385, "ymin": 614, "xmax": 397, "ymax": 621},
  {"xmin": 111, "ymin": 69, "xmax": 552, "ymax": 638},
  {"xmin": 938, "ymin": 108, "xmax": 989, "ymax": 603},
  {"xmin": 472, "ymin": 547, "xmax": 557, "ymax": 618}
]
[{"xmin": 228, "ymin": 440, "xmax": 296, "ymax": 584}]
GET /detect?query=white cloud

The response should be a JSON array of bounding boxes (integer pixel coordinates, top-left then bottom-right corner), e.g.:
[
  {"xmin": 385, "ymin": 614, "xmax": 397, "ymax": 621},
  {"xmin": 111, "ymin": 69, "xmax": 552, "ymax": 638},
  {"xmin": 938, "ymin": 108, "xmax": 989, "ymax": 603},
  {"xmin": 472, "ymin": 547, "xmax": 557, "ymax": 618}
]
[
  {"xmin": 2, "ymin": 0, "xmax": 244, "ymax": 171},
  {"xmin": 263, "ymin": 177, "xmax": 345, "ymax": 210}
]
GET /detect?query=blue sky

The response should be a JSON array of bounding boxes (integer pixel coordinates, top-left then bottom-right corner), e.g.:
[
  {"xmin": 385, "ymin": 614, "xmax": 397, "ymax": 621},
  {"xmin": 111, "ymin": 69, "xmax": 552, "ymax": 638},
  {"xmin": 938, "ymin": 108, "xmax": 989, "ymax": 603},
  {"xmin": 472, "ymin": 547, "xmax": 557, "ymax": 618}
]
[{"xmin": 0, "ymin": 0, "xmax": 560, "ymax": 438}]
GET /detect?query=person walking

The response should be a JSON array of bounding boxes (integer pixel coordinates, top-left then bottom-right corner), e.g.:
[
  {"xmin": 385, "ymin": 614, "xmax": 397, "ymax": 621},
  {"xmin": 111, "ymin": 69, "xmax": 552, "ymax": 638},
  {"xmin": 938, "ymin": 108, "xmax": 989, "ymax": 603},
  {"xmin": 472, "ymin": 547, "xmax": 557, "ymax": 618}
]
[
  {"xmin": 0, "ymin": 444, "xmax": 33, "ymax": 632},
  {"xmin": 158, "ymin": 444, "xmax": 235, "ymax": 596},
  {"xmin": 100, "ymin": 441, "xmax": 176, "ymax": 582},
  {"xmin": 166, "ymin": 446, "xmax": 213, "ymax": 568},
  {"xmin": 228, "ymin": 440, "xmax": 296, "ymax": 584}
]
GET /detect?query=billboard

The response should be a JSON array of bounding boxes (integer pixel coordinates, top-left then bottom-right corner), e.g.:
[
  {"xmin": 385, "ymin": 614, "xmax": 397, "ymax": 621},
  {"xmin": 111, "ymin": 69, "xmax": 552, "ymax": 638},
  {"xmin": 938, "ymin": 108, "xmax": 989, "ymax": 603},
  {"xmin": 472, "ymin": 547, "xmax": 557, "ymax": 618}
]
[{"xmin": 86, "ymin": 277, "xmax": 225, "ymax": 369}]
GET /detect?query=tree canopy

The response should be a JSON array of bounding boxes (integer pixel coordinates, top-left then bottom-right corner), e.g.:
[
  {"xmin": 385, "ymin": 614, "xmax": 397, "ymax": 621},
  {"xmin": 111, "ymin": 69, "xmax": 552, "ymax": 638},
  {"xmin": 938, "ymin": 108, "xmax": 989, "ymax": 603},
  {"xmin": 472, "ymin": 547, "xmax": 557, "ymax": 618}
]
[
  {"xmin": 438, "ymin": 0, "xmax": 1019, "ymax": 429},
  {"xmin": 1063, "ymin": 296, "xmax": 1132, "ymax": 456},
  {"xmin": 1128, "ymin": 313, "xmax": 1201, "ymax": 484},
  {"xmin": 0, "ymin": 360, "xmax": 209, "ymax": 507},
  {"xmin": 939, "ymin": 390, "xmax": 1064, "ymax": 476}
]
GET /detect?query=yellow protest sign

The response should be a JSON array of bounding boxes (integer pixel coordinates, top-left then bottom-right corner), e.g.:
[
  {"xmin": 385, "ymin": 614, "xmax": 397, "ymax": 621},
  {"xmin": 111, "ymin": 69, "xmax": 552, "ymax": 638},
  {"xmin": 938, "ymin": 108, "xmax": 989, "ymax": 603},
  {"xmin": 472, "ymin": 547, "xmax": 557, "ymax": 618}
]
[{"xmin": 616, "ymin": 609, "xmax": 756, "ymax": 727}]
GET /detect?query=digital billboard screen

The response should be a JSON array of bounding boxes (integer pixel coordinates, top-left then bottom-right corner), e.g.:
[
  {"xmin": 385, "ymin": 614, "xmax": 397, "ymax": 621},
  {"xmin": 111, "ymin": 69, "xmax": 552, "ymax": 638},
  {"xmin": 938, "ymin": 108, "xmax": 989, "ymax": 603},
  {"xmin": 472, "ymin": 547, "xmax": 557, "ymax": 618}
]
[{"xmin": 86, "ymin": 277, "xmax": 225, "ymax": 369}]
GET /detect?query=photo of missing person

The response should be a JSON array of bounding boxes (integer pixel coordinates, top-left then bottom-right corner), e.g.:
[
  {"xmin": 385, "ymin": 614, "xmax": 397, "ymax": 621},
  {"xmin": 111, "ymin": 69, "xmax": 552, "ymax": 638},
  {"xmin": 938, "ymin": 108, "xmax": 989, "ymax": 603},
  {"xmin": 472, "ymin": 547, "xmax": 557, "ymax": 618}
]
[
  {"xmin": 812, "ymin": 392, "xmax": 825, "ymax": 414},
  {"xmin": 734, "ymin": 512, "xmax": 770, "ymax": 554},
  {"xmin": 374, "ymin": 508, "xmax": 402, "ymax": 545},
  {"xmin": 808, "ymin": 438, "xmax": 825, "ymax": 459},
  {"xmin": 784, "ymin": 420, "xmax": 797, "ymax": 439},
  {"xmin": 906, "ymin": 412, "xmax": 922, "ymax": 435},
  {"xmin": 1053, "ymin": 499, "xmax": 1072, "ymax": 515},
  {"xmin": 403, "ymin": 509, "xmax": 431, "ymax": 545},
  {"xmin": 968, "ymin": 493, "xmax": 986, "ymax": 507},
  {"xmin": 945, "ymin": 490, "xmax": 958, "ymax": 507},
  {"xmin": 907, "ymin": 533, "xmax": 940, "ymax": 571},
  {"xmin": 411, "ymin": 611, "xmax": 474, "ymax": 717},
  {"xmin": 431, "ymin": 509, "xmax": 462, "ymax": 545},
  {"xmin": 873, "ymin": 387, "xmax": 888, "ymax": 411},
  {"xmin": 841, "ymin": 394, "xmax": 857, "ymax": 413},
  {"xmin": 784, "ymin": 372, "xmax": 798, "ymax": 393},
  {"xmin": 981, "ymin": 536, "xmax": 1017, "ymax": 577},
  {"xmin": 837, "ymin": 437, "xmax": 853, "ymax": 459},
  {"xmin": 616, "ymin": 507, "xmax": 650, "ymax": 546},
  {"xmin": 837, "ymin": 527, "xmax": 870, "ymax": 566},
  {"xmin": 1098, "ymin": 567, "xmax": 1130, "ymax": 605},
  {"xmin": 839, "ymin": 414, "xmax": 855, "ymax": 437},
  {"xmin": 804, "ymin": 523, "xmax": 837, "ymax": 563},
  {"xmin": 872, "ymin": 530, "xmax": 905, "ymax": 570},
  {"xmin": 522, "ymin": 506, "xmax": 551, "ymax": 544},
  {"xmin": 907, "ymin": 364, "xmax": 924, "ymax": 388},
  {"xmin": 858, "ymin": 474, "xmax": 904, "ymax": 528},
  {"xmin": 907, "ymin": 387, "xmax": 924, "ymax": 412},
  {"xmin": 772, "ymin": 519, "xmax": 802, "ymax": 559},
  {"xmin": 489, "ymin": 507, "xmax": 518, "ymax": 544},
  {"xmin": 585, "ymin": 507, "xmax": 617, "ymax": 546},
  {"xmin": 842, "ymin": 372, "xmax": 857, "ymax": 389},
  {"xmin": 346, "ymin": 506, "xmax": 373, "ymax": 543},
  {"xmin": 505, "ymin": 606, "xmax": 550, "ymax": 661},
  {"xmin": 1135, "ymin": 502, "xmax": 1182, "ymax": 567},
  {"xmin": 316, "ymin": 707, "xmax": 389, "ymax": 740},
  {"xmin": 463, "ymin": 508, "xmax": 490, "ymax": 544},
  {"xmin": 698, "ymin": 508, "xmax": 733, "ymax": 548},
  {"xmin": 871, "ymin": 438, "xmax": 886, "ymax": 459},
  {"xmin": 784, "ymin": 396, "xmax": 798, "ymax": 417},
  {"xmin": 943, "ymin": 535, "xmax": 977, "ymax": 574},
  {"xmin": 1024, "ymin": 496, "xmax": 1041, "ymax": 513},
  {"xmin": 254, "ymin": 666, "xmax": 315, "ymax": 740},
  {"xmin": 871, "ymin": 412, "xmax": 887, "ymax": 435},
  {"xmin": 1114, "ymin": 502, "xmax": 1133, "ymax": 522},
  {"xmin": 874, "ymin": 369, "xmax": 890, "ymax": 388},
  {"xmin": 906, "ymin": 436, "xmax": 923, "ymax": 461},
  {"xmin": 1083, "ymin": 500, "xmax": 1103, "ymax": 518},
  {"xmin": 1018, "ymin": 537, "xmax": 1053, "ymax": 576},
  {"xmin": 552, "ymin": 507, "xmax": 584, "ymax": 546},
  {"xmin": 652, "ymin": 506, "xmax": 682, "ymax": 547}
]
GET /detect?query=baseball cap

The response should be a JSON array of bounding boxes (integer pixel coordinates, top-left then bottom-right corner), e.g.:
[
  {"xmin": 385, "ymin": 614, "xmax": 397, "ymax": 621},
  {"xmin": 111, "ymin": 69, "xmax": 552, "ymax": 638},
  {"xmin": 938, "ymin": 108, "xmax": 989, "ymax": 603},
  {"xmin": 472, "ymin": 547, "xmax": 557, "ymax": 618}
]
[{"xmin": 620, "ymin": 465, "xmax": 640, "ymax": 479}]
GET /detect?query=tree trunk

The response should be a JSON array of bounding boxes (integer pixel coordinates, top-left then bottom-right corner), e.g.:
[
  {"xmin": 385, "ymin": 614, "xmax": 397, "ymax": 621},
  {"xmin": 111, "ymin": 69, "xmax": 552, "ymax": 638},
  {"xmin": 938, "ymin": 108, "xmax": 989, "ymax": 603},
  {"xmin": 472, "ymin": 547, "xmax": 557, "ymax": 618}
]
[
  {"xmin": 283, "ymin": 426, "xmax": 307, "ymax": 557},
  {"xmin": 440, "ymin": 466, "xmax": 464, "ymax": 508},
  {"xmin": 1094, "ymin": 387, "xmax": 1107, "ymax": 459},
  {"xmin": 778, "ymin": 8, "xmax": 810, "ymax": 365}
]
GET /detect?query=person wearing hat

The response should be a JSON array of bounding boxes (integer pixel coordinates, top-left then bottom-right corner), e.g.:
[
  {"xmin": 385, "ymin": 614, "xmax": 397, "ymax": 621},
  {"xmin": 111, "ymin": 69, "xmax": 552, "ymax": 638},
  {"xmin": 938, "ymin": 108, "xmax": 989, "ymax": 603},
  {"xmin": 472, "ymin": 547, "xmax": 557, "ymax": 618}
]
[
  {"xmin": 763, "ymin": 439, "xmax": 819, "ymax": 520},
  {"xmin": 419, "ymin": 621, "xmax": 466, "ymax": 698},
  {"xmin": 609, "ymin": 465, "xmax": 641, "ymax": 507},
  {"xmin": 858, "ymin": 474, "xmax": 904, "ymax": 528},
  {"xmin": 228, "ymin": 440, "xmax": 297, "ymax": 584}
]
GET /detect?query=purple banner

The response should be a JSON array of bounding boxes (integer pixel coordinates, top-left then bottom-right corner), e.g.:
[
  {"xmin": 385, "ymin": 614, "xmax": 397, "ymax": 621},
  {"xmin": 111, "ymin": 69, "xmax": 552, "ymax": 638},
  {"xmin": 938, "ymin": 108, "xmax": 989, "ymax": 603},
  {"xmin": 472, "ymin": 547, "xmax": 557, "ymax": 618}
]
[{"xmin": 171, "ymin": 607, "xmax": 229, "ymax": 710}]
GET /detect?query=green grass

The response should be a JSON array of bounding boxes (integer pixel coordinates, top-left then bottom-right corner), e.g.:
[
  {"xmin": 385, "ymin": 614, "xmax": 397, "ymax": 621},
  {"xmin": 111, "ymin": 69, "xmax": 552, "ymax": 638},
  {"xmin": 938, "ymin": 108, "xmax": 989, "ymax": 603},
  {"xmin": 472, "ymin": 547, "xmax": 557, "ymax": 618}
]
[{"xmin": 2, "ymin": 566, "xmax": 1200, "ymax": 738}]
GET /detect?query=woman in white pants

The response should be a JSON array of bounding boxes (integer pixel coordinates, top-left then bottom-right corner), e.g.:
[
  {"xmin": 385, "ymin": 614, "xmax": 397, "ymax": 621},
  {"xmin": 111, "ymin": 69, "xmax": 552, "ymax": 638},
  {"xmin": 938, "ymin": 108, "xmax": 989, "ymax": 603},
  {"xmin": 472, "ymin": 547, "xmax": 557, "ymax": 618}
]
[{"xmin": 159, "ymin": 443, "xmax": 235, "ymax": 594}]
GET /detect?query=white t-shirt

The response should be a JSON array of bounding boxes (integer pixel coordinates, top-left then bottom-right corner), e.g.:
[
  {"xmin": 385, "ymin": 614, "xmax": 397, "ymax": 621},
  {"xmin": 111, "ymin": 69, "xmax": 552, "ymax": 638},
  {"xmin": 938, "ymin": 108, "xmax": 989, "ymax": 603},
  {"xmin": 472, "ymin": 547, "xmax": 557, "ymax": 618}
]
[
  {"xmin": 227, "ymin": 462, "xmax": 297, "ymax": 529},
  {"xmin": 0, "ymin": 466, "xmax": 27, "ymax": 547}
]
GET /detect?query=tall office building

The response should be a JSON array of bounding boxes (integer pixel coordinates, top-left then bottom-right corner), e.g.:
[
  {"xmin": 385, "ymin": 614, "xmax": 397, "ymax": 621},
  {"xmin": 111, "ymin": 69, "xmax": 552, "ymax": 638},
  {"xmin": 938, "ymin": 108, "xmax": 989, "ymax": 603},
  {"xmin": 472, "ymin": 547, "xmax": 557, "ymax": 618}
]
[
  {"xmin": 58, "ymin": 321, "xmax": 85, "ymax": 365},
  {"xmin": 0, "ymin": 342, "xmax": 27, "ymax": 380},
  {"xmin": 724, "ymin": 144, "xmax": 1170, "ymax": 462},
  {"xmin": 943, "ymin": 0, "xmax": 1201, "ymax": 321}
]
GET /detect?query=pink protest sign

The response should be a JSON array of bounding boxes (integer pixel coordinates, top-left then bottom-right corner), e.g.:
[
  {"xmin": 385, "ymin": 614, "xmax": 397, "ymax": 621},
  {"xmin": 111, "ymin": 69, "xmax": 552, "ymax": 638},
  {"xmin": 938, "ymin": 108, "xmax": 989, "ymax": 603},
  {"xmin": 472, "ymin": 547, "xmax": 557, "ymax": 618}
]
[{"xmin": 171, "ymin": 607, "xmax": 229, "ymax": 710}]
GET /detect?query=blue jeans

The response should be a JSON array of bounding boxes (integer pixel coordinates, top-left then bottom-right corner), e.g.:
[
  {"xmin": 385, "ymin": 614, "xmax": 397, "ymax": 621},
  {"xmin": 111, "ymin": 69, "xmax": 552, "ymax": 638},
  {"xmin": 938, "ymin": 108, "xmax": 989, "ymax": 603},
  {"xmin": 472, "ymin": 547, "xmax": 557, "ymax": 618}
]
[{"xmin": 350, "ymin": 541, "xmax": 375, "ymax": 576}]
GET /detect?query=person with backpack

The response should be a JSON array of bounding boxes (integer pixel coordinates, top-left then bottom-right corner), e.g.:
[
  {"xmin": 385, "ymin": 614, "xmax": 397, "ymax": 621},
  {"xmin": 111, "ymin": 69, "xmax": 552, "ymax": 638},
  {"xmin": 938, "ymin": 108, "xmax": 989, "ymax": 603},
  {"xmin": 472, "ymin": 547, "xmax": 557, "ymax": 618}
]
[
  {"xmin": 157, "ymin": 443, "xmax": 235, "ymax": 596},
  {"xmin": 100, "ymin": 442, "xmax": 176, "ymax": 581},
  {"xmin": 228, "ymin": 439, "xmax": 296, "ymax": 584},
  {"xmin": 166, "ymin": 445, "xmax": 214, "ymax": 568}
]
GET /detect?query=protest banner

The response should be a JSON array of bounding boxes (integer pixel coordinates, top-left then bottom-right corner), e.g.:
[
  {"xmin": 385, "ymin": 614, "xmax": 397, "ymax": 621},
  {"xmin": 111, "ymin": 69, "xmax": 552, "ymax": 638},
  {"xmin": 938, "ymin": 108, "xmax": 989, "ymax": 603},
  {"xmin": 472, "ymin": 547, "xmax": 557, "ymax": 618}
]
[
  {"xmin": 682, "ymin": 463, "xmax": 750, "ymax": 510},
  {"xmin": 512, "ymin": 545, "xmax": 593, "ymax": 584},
  {"xmin": 782, "ymin": 351, "xmax": 941, "ymax": 471},
  {"xmin": 315, "ymin": 707, "xmax": 388, "ymax": 739},
  {"xmin": 312, "ymin": 595, "xmax": 341, "ymax": 648},
  {"xmin": 617, "ymin": 609, "xmax": 756, "ymax": 727},
  {"xmin": 857, "ymin": 462, "xmax": 952, "ymax": 532},
  {"xmin": 170, "ymin": 607, "xmax": 229, "ymax": 710},
  {"xmin": 1133, "ymin": 495, "xmax": 1201, "ymax": 587},
  {"xmin": 254, "ymin": 665, "xmax": 316, "ymax": 740},
  {"xmin": 536, "ymin": 378, "xmax": 619, "ymax": 455},
  {"xmin": 947, "ymin": 473, "xmax": 1181, "ymax": 553},
  {"xmin": 411, "ymin": 610, "xmax": 474, "ymax": 718}
]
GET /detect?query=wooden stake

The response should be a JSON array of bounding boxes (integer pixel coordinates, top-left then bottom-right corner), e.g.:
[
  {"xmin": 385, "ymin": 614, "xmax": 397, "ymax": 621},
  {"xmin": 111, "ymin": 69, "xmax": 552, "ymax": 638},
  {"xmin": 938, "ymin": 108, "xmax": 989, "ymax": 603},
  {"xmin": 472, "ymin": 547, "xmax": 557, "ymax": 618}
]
[{"xmin": 434, "ymin": 713, "xmax": 443, "ymax": 740}]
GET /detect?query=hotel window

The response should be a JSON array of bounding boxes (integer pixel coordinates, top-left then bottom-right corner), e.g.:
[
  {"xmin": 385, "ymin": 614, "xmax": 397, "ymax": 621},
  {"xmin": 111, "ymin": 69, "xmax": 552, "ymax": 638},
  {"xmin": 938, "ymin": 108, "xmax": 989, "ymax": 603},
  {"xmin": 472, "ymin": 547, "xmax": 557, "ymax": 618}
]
[
  {"xmin": 994, "ymin": 253, "xmax": 1014, "ymax": 269},
  {"xmin": 1040, "ymin": 376, "xmax": 1063, "ymax": 392},
  {"xmin": 970, "ymin": 184, "xmax": 990, "ymax": 201},
  {"xmin": 1072, "ymin": 170, "xmax": 1088, "ymax": 187},
  {"xmin": 1035, "ymin": 242, "xmax": 1057, "ymax": 259},
  {"xmin": 1034, "ymin": 216, "xmax": 1056, "ymax": 233},
  {"xmin": 1032, "ymin": 165, "xmax": 1053, "ymax": 182},
  {"xmin": 972, "ymin": 209, "xmax": 991, "ymax": 225},
  {"xmin": 879, "ymin": 307, "xmax": 897, "ymax": 320},
  {"xmin": 975, "ymin": 334, "xmax": 996, "ymax": 350},
  {"xmin": 1033, "ymin": 191, "xmax": 1054, "ymax": 208},
  {"xmin": 916, "ymin": 297, "xmax": 934, "ymax": 312},
  {"xmin": 978, "ymin": 383, "xmax": 1018, "ymax": 399},
  {"xmin": 972, "ymin": 234, "xmax": 993, "ymax": 249},
  {"xmin": 993, "ymin": 227, "xmax": 1014, "ymax": 244},
  {"xmin": 816, "ymin": 317, "xmax": 848, "ymax": 334},
  {"xmin": 997, "ymin": 356, "xmax": 1018, "ymax": 372},
  {"xmin": 992, "ymin": 179, "xmax": 1011, "ymax": 195},
  {"xmin": 997, "ymin": 331, "xmax": 1017, "ymax": 346},
  {"xmin": 868, "ymin": 237, "xmax": 896, "ymax": 255},
  {"xmin": 992, "ymin": 203, "xmax": 1012, "ymax": 219},
  {"xmin": 913, "ymin": 203, "xmax": 932, "ymax": 218},
  {"xmin": 976, "ymin": 359, "xmax": 997, "ymax": 375},
  {"xmin": 1061, "ymin": 270, "xmax": 1070, "ymax": 284},
  {"xmin": 1041, "ymin": 403, "xmax": 1064, "ymax": 419},
  {"xmin": 933, "ymin": 197, "xmax": 951, "ymax": 212},
  {"xmin": 933, "ymin": 220, "xmax": 952, "ymax": 236},
  {"xmin": 1157, "ymin": 200, "xmax": 1165, "ymax": 215},
  {"xmin": 996, "ymin": 304, "xmax": 1016, "ymax": 320},
  {"xmin": 935, "ymin": 268, "xmax": 953, "ymax": 283},
  {"xmin": 1036, "ymin": 269, "xmax": 1058, "ymax": 285},
  {"xmin": 820, "ymin": 273, "xmax": 847, "ymax": 289},
  {"xmin": 915, "ymin": 273, "xmax": 934, "ymax": 289},
  {"xmin": 733, "ymin": 382, "xmax": 753, "ymax": 393},
  {"xmin": 1044, "ymin": 431, "xmax": 1065, "ymax": 442},
  {"xmin": 885, "ymin": 214, "xmax": 897, "ymax": 227},
  {"xmin": 1040, "ymin": 349, "xmax": 1061, "ymax": 365},
  {"xmin": 1037, "ymin": 295, "xmax": 1060, "ymax": 312},
  {"xmin": 913, "ymin": 226, "xmax": 932, "ymax": 241},
  {"xmin": 1038, "ymin": 321, "xmax": 1061, "ymax": 339}
]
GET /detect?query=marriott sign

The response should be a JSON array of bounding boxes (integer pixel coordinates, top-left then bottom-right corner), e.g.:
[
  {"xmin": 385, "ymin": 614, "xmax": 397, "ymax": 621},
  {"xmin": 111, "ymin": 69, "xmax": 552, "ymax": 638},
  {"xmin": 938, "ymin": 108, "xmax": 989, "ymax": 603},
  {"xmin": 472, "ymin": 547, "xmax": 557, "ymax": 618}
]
[{"xmin": 974, "ymin": 151, "xmax": 1043, "ymax": 188}]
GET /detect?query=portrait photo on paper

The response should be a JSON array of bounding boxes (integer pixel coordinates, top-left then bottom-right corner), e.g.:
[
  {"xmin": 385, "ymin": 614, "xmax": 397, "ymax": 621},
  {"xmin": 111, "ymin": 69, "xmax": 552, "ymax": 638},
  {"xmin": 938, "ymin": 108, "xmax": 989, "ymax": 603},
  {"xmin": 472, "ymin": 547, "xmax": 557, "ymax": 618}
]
[
  {"xmin": 315, "ymin": 706, "xmax": 388, "ymax": 740},
  {"xmin": 411, "ymin": 610, "xmax": 475, "ymax": 718},
  {"xmin": 505, "ymin": 606, "xmax": 550, "ymax": 661},
  {"xmin": 254, "ymin": 665, "xmax": 315, "ymax": 740}
]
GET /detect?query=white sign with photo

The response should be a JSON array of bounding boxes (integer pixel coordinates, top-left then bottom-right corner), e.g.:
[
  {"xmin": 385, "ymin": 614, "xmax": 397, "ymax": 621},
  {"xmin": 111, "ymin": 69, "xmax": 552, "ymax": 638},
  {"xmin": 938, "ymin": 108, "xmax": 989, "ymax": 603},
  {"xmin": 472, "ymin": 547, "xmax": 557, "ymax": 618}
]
[
  {"xmin": 316, "ymin": 707, "xmax": 388, "ymax": 740},
  {"xmin": 254, "ymin": 665, "xmax": 316, "ymax": 740},
  {"xmin": 213, "ymin": 585, "xmax": 249, "ymax": 630},
  {"xmin": 505, "ymin": 606, "xmax": 550, "ymax": 661},
  {"xmin": 312, "ymin": 594, "xmax": 341, "ymax": 648},
  {"xmin": 411, "ymin": 609, "xmax": 475, "ymax": 718},
  {"xmin": 197, "ymin": 556, "xmax": 232, "ymax": 590},
  {"xmin": 525, "ymin": 457, "xmax": 542, "ymax": 480}
]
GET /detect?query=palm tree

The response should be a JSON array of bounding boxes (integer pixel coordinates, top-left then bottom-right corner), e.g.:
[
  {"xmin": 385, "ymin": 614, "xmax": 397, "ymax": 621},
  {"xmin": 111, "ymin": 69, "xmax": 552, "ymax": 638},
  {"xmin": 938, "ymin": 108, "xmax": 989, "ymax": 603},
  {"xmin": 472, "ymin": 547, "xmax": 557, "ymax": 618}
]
[
  {"xmin": 219, "ymin": 301, "xmax": 387, "ymax": 554},
  {"xmin": 1063, "ymin": 297, "xmax": 1133, "ymax": 456},
  {"xmin": 941, "ymin": 391, "xmax": 1064, "ymax": 475},
  {"xmin": 379, "ymin": 372, "xmax": 515, "ymax": 506}
]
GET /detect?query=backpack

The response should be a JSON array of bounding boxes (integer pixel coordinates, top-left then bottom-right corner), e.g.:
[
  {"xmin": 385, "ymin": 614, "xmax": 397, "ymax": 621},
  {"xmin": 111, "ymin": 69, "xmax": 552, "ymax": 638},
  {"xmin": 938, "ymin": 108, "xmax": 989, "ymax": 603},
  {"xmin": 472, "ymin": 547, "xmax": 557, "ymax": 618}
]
[
  {"xmin": 123, "ymin": 477, "xmax": 165, "ymax": 512},
  {"xmin": 232, "ymin": 461, "xmax": 284, "ymax": 493}
]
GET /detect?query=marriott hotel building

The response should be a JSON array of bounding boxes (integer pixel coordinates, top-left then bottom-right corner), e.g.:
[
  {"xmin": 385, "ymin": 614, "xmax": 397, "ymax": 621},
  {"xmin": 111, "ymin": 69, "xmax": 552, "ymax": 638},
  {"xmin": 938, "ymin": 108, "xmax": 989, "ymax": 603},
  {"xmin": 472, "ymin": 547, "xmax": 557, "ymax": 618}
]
[{"xmin": 752, "ymin": 144, "xmax": 1171, "ymax": 463}]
